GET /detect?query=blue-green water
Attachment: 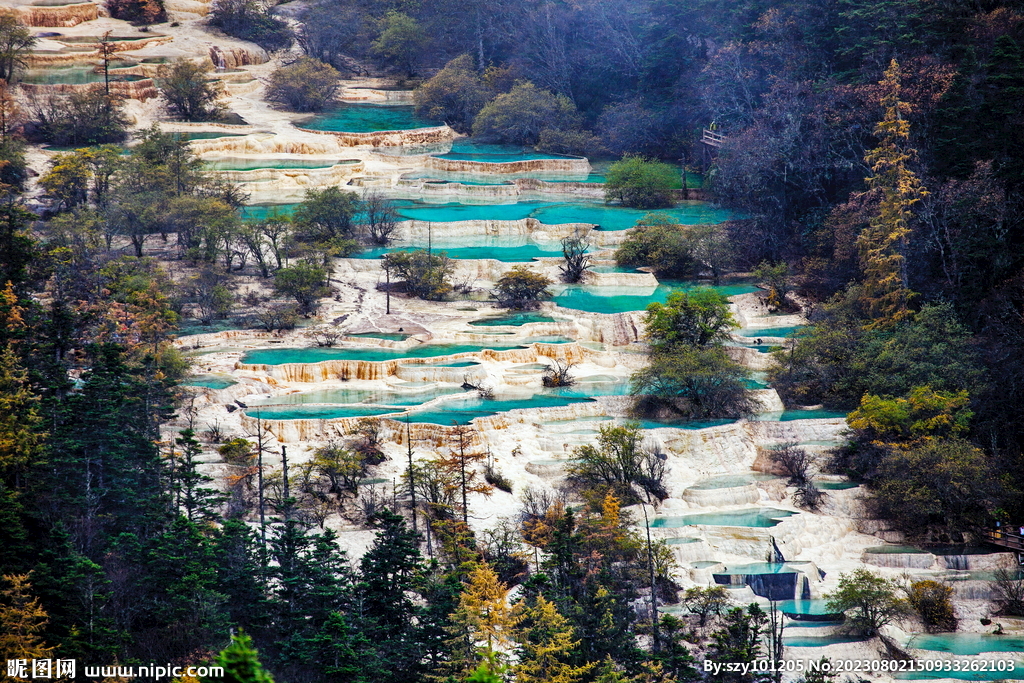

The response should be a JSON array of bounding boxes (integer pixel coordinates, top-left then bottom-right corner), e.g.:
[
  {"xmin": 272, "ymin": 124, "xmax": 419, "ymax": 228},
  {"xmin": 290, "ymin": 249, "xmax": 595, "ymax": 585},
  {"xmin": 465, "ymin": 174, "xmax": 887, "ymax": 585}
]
[
  {"xmin": 777, "ymin": 409, "xmax": 848, "ymax": 421},
  {"xmin": 204, "ymin": 158, "xmax": 359, "ymax": 171},
  {"xmin": 407, "ymin": 394, "xmax": 594, "ymax": 424},
  {"xmin": 665, "ymin": 537, "xmax": 701, "ymax": 545},
  {"xmin": 864, "ymin": 545, "xmax": 929, "ymax": 555},
  {"xmin": 245, "ymin": 405, "xmax": 400, "ymax": 420},
  {"xmin": 777, "ymin": 599, "xmax": 841, "ymax": 616},
  {"xmin": 437, "ymin": 138, "xmax": 574, "ymax": 162},
  {"xmin": 22, "ymin": 67, "xmax": 147, "ymax": 85},
  {"xmin": 545, "ymin": 381, "xmax": 631, "ymax": 398},
  {"xmin": 401, "ymin": 360, "xmax": 480, "ymax": 368},
  {"xmin": 346, "ymin": 332, "xmax": 411, "ymax": 341},
  {"xmin": 354, "ymin": 238, "xmax": 570, "ymax": 262},
  {"xmin": 738, "ymin": 326, "xmax": 805, "ymax": 338},
  {"xmin": 469, "ymin": 313, "xmax": 557, "ymax": 326},
  {"xmin": 241, "ymin": 343, "xmax": 526, "ymax": 365},
  {"xmin": 302, "ymin": 104, "xmax": 440, "ymax": 132},
  {"xmin": 908, "ymin": 634, "xmax": 1024, "ymax": 655},
  {"xmin": 717, "ymin": 563, "xmax": 795, "ymax": 574},
  {"xmin": 184, "ymin": 375, "xmax": 236, "ymax": 389},
  {"xmin": 394, "ymin": 200, "xmax": 731, "ymax": 231},
  {"xmin": 249, "ymin": 385, "xmax": 466, "ymax": 407},
  {"xmin": 241, "ymin": 198, "xmax": 730, "ymax": 232},
  {"xmin": 687, "ymin": 473, "xmax": 781, "ymax": 490},
  {"xmin": 553, "ymin": 281, "xmax": 759, "ymax": 314},
  {"xmin": 783, "ymin": 635, "xmax": 868, "ymax": 647},
  {"xmin": 174, "ymin": 132, "xmax": 246, "ymax": 141},
  {"xmin": 650, "ymin": 508, "xmax": 798, "ymax": 528},
  {"xmin": 815, "ymin": 480, "xmax": 858, "ymax": 490}
]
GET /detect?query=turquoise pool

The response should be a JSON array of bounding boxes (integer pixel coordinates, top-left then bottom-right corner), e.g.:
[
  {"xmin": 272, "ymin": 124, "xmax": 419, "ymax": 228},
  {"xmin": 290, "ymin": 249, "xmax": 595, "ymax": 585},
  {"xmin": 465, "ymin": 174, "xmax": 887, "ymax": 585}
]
[
  {"xmin": 394, "ymin": 200, "xmax": 731, "ymax": 231},
  {"xmin": 184, "ymin": 375, "xmax": 237, "ymax": 389},
  {"xmin": 402, "ymin": 360, "xmax": 480, "ymax": 368},
  {"xmin": 552, "ymin": 281, "xmax": 759, "ymax": 314},
  {"xmin": 738, "ymin": 326, "xmax": 805, "ymax": 338},
  {"xmin": 22, "ymin": 67, "xmax": 147, "ymax": 85},
  {"xmin": 650, "ymin": 508, "xmax": 798, "ymax": 528},
  {"xmin": 783, "ymin": 635, "xmax": 868, "ymax": 647},
  {"xmin": 353, "ymin": 237, "xmax": 570, "ymax": 262},
  {"xmin": 687, "ymin": 473, "xmax": 781, "ymax": 490},
  {"xmin": 301, "ymin": 104, "xmax": 440, "ymax": 132},
  {"xmin": 469, "ymin": 313, "xmax": 558, "ymax": 326},
  {"xmin": 204, "ymin": 158, "xmax": 358, "ymax": 171},
  {"xmin": 908, "ymin": 634, "xmax": 1024, "ymax": 655},
  {"xmin": 245, "ymin": 405, "xmax": 400, "ymax": 420},
  {"xmin": 241, "ymin": 198, "xmax": 730, "ymax": 232},
  {"xmin": 777, "ymin": 599, "xmax": 842, "ymax": 617},
  {"xmin": 249, "ymin": 384, "xmax": 466, "ymax": 407},
  {"xmin": 777, "ymin": 409, "xmax": 848, "ymax": 421},
  {"xmin": 241, "ymin": 343, "xmax": 527, "ymax": 365},
  {"xmin": 346, "ymin": 332, "xmax": 411, "ymax": 341},
  {"xmin": 436, "ymin": 138, "xmax": 573, "ymax": 162},
  {"xmin": 407, "ymin": 394, "xmax": 594, "ymax": 424}
]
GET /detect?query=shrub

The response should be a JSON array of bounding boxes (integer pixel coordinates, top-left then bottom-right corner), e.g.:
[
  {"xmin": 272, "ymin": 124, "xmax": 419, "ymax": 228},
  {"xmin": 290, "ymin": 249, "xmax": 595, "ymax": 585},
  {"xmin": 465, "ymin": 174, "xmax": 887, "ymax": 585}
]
[
  {"xmin": 615, "ymin": 213, "xmax": 692, "ymax": 276},
  {"xmin": 559, "ymin": 228, "xmax": 590, "ymax": 283},
  {"xmin": 158, "ymin": 58, "xmax": 224, "ymax": 122},
  {"xmin": 273, "ymin": 262, "xmax": 330, "ymax": 315},
  {"xmin": 29, "ymin": 91, "xmax": 130, "ymax": 147},
  {"xmin": 218, "ymin": 438, "xmax": 254, "ymax": 464},
  {"xmin": 993, "ymin": 567, "xmax": 1024, "ymax": 616},
  {"xmin": 492, "ymin": 265, "xmax": 552, "ymax": 310},
  {"xmin": 370, "ymin": 11, "xmax": 429, "ymax": 77},
  {"xmin": 414, "ymin": 54, "xmax": 489, "ymax": 133},
  {"xmin": 643, "ymin": 287, "xmax": 737, "ymax": 350},
  {"xmin": 383, "ymin": 249, "xmax": 455, "ymax": 300},
  {"xmin": 868, "ymin": 437, "xmax": 1002, "ymax": 537},
  {"xmin": 266, "ymin": 57, "xmax": 341, "ymax": 112},
  {"xmin": 249, "ymin": 303, "xmax": 298, "ymax": 331},
  {"xmin": 107, "ymin": 0, "xmax": 166, "ymax": 25},
  {"xmin": 472, "ymin": 81, "xmax": 580, "ymax": 146},
  {"xmin": 568, "ymin": 422, "xmax": 666, "ymax": 503},
  {"xmin": 209, "ymin": 0, "xmax": 292, "ymax": 52},
  {"xmin": 292, "ymin": 187, "xmax": 359, "ymax": 242},
  {"xmin": 908, "ymin": 580, "xmax": 957, "ymax": 632},
  {"xmin": 631, "ymin": 346, "xmax": 754, "ymax": 420},
  {"xmin": 605, "ymin": 156, "xmax": 678, "ymax": 209},
  {"xmin": 541, "ymin": 359, "xmax": 575, "ymax": 388},
  {"xmin": 825, "ymin": 568, "xmax": 910, "ymax": 636}
]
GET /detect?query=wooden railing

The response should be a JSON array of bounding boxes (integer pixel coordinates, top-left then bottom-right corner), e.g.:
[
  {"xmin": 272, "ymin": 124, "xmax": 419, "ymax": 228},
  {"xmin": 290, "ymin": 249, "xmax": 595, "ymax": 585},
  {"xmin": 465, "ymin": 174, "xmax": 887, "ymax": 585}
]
[
  {"xmin": 980, "ymin": 528, "xmax": 1024, "ymax": 552},
  {"xmin": 702, "ymin": 128, "xmax": 727, "ymax": 147}
]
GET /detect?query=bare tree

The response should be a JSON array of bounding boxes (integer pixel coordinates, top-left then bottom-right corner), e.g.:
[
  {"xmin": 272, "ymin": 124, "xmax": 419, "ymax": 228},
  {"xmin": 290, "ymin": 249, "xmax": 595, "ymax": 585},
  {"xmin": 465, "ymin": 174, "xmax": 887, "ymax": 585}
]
[
  {"xmin": 559, "ymin": 227, "xmax": 591, "ymax": 283},
  {"xmin": 362, "ymin": 190, "xmax": 400, "ymax": 245}
]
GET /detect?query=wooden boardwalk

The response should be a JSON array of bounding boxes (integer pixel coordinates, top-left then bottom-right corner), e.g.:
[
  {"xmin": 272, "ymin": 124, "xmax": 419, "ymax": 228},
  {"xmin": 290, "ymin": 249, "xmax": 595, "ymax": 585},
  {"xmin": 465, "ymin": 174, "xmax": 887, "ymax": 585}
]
[
  {"xmin": 702, "ymin": 128, "xmax": 727, "ymax": 147},
  {"xmin": 980, "ymin": 528, "xmax": 1024, "ymax": 552}
]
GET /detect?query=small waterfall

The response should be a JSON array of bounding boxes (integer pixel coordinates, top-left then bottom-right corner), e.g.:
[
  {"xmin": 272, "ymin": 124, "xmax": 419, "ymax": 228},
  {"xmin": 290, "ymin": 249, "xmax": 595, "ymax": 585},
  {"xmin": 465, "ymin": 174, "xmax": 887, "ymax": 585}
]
[
  {"xmin": 944, "ymin": 553, "xmax": 970, "ymax": 571},
  {"xmin": 770, "ymin": 536, "xmax": 786, "ymax": 563}
]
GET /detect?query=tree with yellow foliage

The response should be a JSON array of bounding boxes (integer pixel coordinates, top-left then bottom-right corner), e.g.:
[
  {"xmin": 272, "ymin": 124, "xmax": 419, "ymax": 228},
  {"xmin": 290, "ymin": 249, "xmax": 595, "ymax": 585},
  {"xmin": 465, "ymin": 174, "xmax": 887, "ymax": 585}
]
[
  {"xmin": 514, "ymin": 595, "xmax": 595, "ymax": 683},
  {"xmin": 858, "ymin": 59, "xmax": 928, "ymax": 328},
  {"xmin": 450, "ymin": 562, "xmax": 523, "ymax": 678},
  {"xmin": 0, "ymin": 574, "xmax": 52, "ymax": 662}
]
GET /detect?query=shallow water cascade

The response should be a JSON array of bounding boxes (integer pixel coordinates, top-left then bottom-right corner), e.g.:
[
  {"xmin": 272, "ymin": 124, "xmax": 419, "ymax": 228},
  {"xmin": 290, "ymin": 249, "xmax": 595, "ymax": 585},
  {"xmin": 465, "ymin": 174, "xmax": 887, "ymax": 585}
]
[{"xmin": 712, "ymin": 562, "xmax": 812, "ymax": 600}]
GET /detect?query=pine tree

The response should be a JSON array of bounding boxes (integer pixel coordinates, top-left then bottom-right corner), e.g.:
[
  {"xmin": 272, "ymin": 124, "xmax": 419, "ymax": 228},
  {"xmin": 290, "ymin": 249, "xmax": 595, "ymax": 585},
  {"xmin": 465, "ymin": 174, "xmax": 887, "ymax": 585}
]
[
  {"xmin": 0, "ymin": 347, "xmax": 43, "ymax": 487},
  {"xmin": 514, "ymin": 595, "xmax": 594, "ymax": 683},
  {"xmin": 707, "ymin": 604, "xmax": 770, "ymax": 683},
  {"xmin": 0, "ymin": 574, "xmax": 53, "ymax": 662},
  {"xmin": 857, "ymin": 59, "xmax": 928, "ymax": 328},
  {"xmin": 173, "ymin": 429, "xmax": 226, "ymax": 524},
  {"xmin": 202, "ymin": 630, "xmax": 275, "ymax": 683},
  {"xmin": 451, "ymin": 562, "xmax": 522, "ymax": 678}
]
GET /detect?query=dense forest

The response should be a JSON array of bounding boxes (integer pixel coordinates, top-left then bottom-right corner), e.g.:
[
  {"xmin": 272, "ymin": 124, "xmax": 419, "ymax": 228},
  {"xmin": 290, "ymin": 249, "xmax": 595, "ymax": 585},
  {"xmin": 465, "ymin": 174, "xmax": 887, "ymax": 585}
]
[{"xmin": 2, "ymin": 0, "xmax": 1024, "ymax": 681}]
